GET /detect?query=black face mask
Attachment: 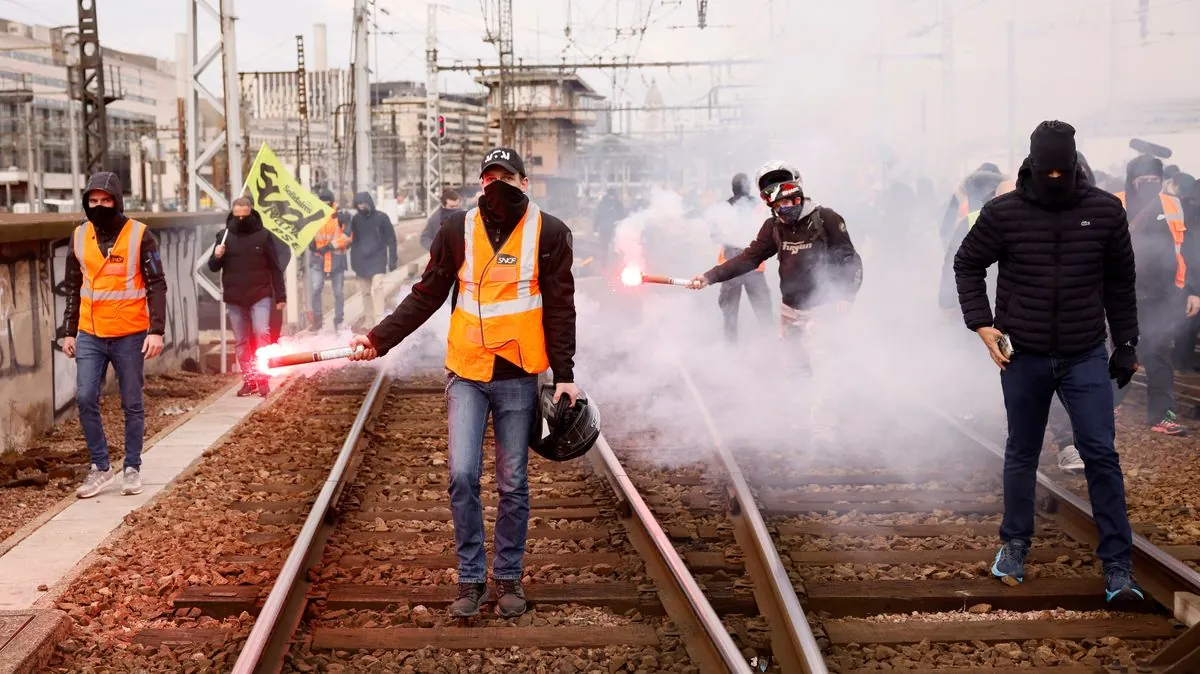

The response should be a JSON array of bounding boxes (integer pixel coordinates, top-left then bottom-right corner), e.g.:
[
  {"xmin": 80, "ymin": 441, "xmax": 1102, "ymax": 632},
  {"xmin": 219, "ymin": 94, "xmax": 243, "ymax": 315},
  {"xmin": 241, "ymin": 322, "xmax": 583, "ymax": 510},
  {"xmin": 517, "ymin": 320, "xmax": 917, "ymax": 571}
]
[
  {"xmin": 234, "ymin": 215, "xmax": 252, "ymax": 230},
  {"xmin": 479, "ymin": 179, "xmax": 529, "ymax": 225},
  {"xmin": 1030, "ymin": 166, "xmax": 1077, "ymax": 207},
  {"xmin": 85, "ymin": 204, "xmax": 119, "ymax": 229},
  {"xmin": 357, "ymin": 207, "xmax": 369, "ymax": 214}
]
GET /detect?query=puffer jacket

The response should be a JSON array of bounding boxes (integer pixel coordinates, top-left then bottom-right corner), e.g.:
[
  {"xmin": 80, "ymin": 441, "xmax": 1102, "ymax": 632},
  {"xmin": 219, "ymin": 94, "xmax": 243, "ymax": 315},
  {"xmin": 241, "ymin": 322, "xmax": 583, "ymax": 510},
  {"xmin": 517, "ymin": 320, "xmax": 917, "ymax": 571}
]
[
  {"xmin": 954, "ymin": 158, "xmax": 1138, "ymax": 355},
  {"xmin": 349, "ymin": 192, "xmax": 398, "ymax": 278}
]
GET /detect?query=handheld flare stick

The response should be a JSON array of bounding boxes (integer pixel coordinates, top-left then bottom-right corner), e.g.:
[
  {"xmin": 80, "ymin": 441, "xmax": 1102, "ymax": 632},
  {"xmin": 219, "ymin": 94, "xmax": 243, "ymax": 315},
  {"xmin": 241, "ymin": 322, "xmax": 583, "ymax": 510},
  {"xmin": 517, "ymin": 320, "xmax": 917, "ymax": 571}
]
[
  {"xmin": 266, "ymin": 345, "xmax": 365, "ymax": 369},
  {"xmin": 620, "ymin": 266, "xmax": 691, "ymax": 287}
]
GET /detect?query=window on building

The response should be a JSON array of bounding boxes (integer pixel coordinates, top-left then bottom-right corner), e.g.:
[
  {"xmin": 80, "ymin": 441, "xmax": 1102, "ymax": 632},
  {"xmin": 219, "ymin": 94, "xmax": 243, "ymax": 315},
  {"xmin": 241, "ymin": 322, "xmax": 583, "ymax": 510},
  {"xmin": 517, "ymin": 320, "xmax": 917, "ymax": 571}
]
[{"xmin": 530, "ymin": 156, "xmax": 543, "ymax": 167}]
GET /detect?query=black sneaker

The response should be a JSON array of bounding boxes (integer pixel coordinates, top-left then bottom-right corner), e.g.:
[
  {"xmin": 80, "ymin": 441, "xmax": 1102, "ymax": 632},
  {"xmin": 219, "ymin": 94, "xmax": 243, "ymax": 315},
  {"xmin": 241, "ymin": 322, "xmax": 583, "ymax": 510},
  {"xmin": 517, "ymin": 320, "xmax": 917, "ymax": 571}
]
[
  {"xmin": 236, "ymin": 380, "xmax": 257, "ymax": 397},
  {"xmin": 495, "ymin": 579, "xmax": 527, "ymax": 618},
  {"xmin": 1105, "ymin": 566, "xmax": 1145, "ymax": 604},
  {"xmin": 447, "ymin": 582, "xmax": 488, "ymax": 618}
]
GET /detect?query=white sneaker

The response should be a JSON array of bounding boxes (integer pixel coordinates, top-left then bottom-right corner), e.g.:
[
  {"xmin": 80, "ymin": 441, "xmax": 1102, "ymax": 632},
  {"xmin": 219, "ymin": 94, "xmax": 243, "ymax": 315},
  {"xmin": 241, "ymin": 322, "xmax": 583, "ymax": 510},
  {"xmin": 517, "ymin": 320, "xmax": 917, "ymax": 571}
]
[
  {"xmin": 1058, "ymin": 445, "xmax": 1085, "ymax": 473},
  {"xmin": 76, "ymin": 464, "xmax": 117, "ymax": 498},
  {"xmin": 121, "ymin": 467, "xmax": 143, "ymax": 495}
]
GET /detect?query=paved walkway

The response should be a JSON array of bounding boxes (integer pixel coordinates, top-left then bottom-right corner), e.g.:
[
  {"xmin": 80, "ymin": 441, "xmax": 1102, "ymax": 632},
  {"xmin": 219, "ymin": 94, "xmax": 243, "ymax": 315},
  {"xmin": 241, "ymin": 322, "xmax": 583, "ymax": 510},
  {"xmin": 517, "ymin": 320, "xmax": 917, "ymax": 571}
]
[{"xmin": 0, "ymin": 387, "xmax": 263, "ymax": 610}]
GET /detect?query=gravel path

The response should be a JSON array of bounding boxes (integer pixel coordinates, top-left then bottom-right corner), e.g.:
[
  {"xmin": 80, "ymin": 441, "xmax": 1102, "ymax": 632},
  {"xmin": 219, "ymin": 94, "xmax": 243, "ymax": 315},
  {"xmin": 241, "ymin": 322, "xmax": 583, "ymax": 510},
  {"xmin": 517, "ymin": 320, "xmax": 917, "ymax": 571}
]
[{"xmin": 0, "ymin": 371, "xmax": 232, "ymax": 544}]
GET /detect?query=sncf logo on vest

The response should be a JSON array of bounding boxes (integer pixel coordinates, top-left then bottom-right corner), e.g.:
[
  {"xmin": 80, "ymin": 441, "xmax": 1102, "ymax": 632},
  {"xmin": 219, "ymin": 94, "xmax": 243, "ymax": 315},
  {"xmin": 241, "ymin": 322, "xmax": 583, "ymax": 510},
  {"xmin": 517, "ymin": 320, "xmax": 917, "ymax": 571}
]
[{"xmin": 496, "ymin": 254, "xmax": 518, "ymax": 265}]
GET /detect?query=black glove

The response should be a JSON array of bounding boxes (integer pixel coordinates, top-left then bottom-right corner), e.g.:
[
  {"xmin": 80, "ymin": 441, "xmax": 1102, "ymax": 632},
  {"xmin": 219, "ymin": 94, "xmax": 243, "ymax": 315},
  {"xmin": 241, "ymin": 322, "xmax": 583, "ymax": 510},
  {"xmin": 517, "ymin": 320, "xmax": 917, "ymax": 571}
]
[{"xmin": 1108, "ymin": 344, "xmax": 1138, "ymax": 389}]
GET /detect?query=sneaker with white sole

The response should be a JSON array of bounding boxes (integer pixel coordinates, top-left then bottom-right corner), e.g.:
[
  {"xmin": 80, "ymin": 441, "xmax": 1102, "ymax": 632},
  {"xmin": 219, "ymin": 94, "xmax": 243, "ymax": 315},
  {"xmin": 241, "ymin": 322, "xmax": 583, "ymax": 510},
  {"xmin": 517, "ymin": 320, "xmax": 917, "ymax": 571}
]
[
  {"xmin": 121, "ymin": 467, "xmax": 143, "ymax": 495},
  {"xmin": 1057, "ymin": 445, "xmax": 1085, "ymax": 473},
  {"xmin": 76, "ymin": 464, "xmax": 117, "ymax": 499}
]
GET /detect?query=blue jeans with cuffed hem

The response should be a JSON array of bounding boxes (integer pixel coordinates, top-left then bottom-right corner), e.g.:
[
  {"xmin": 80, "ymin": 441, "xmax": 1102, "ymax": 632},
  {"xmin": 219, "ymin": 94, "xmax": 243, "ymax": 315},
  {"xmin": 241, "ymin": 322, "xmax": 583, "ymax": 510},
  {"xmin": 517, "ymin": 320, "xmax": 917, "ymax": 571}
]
[
  {"xmin": 446, "ymin": 373, "xmax": 537, "ymax": 583},
  {"xmin": 999, "ymin": 343, "xmax": 1133, "ymax": 570},
  {"xmin": 75, "ymin": 331, "xmax": 146, "ymax": 471}
]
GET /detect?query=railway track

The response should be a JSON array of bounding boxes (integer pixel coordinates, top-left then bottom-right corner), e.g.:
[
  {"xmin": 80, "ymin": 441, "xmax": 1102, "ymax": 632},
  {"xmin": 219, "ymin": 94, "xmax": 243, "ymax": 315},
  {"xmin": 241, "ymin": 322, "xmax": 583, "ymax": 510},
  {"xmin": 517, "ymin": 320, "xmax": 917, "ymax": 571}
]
[
  {"xmin": 632, "ymin": 340, "xmax": 1200, "ymax": 673},
  {"xmin": 204, "ymin": 365, "xmax": 762, "ymax": 673}
]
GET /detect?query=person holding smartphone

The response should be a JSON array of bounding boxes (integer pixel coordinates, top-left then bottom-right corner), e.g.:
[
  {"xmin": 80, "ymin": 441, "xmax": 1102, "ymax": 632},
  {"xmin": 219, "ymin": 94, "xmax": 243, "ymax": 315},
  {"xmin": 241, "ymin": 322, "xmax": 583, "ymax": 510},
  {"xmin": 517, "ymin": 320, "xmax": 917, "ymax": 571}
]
[{"xmin": 953, "ymin": 121, "xmax": 1143, "ymax": 604}]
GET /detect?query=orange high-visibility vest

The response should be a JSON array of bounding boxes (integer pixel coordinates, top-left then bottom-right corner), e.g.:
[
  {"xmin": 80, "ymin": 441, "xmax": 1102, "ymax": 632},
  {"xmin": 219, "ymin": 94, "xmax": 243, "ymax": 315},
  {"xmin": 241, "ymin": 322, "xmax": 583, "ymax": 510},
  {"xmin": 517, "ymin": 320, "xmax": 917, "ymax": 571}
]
[
  {"xmin": 445, "ymin": 203, "xmax": 550, "ymax": 382},
  {"xmin": 717, "ymin": 246, "xmax": 765, "ymax": 272},
  {"xmin": 73, "ymin": 219, "xmax": 150, "ymax": 338},
  {"xmin": 954, "ymin": 185, "xmax": 971, "ymax": 222},
  {"xmin": 313, "ymin": 215, "xmax": 351, "ymax": 273},
  {"xmin": 1115, "ymin": 191, "xmax": 1187, "ymax": 289}
]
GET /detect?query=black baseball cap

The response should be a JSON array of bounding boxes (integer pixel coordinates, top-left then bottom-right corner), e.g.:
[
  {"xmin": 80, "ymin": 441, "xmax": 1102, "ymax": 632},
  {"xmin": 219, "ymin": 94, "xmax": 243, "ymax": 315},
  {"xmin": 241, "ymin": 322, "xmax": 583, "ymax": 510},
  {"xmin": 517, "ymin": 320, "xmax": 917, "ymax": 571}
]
[{"xmin": 480, "ymin": 147, "xmax": 526, "ymax": 178}]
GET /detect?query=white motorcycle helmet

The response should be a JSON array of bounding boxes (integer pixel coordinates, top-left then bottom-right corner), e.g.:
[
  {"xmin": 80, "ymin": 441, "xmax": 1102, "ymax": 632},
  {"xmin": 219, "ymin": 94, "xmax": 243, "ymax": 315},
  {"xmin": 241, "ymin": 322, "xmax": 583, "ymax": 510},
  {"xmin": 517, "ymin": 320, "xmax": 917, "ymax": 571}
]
[{"xmin": 755, "ymin": 161, "xmax": 804, "ymax": 211}]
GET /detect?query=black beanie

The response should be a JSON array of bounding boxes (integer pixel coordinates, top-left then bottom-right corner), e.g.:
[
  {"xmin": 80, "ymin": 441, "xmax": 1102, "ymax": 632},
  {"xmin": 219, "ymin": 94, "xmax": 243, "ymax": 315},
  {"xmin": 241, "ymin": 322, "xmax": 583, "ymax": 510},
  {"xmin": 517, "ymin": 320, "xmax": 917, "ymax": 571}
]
[
  {"xmin": 1127, "ymin": 154, "xmax": 1164, "ymax": 180},
  {"xmin": 1030, "ymin": 120, "xmax": 1077, "ymax": 172}
]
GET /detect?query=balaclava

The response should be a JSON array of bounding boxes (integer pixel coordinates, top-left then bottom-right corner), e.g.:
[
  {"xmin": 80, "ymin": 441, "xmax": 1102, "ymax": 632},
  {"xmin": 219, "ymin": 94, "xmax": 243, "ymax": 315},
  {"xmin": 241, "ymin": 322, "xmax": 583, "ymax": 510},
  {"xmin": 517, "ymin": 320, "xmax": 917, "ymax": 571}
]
[{"xmin": 1028, "ymin": 120, "xmax": 1078, "ymax": 207}]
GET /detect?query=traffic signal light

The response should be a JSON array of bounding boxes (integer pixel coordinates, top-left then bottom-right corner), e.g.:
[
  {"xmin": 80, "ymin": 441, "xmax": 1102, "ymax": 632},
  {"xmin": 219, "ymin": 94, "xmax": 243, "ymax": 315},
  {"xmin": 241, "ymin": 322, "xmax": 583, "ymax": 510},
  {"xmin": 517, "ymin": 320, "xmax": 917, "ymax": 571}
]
[{"xmin": 437, "ymin": 115, "xmax": 446, "ymax": 139}]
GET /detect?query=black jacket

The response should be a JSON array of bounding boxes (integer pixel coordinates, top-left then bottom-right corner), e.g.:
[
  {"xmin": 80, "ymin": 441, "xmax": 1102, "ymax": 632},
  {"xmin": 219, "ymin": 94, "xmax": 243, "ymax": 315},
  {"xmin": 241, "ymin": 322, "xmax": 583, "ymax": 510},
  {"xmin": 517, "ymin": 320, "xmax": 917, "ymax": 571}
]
[
  {"xmin": 703, "ymin": 202, "xmax": 862, "ymax": 310},
  {"xmin": 954, "ymin": 159, "xmax": 1139, "ymax": 355},
  {"xmin": 594, "ymin": 193, "xmax": 626, "ymax": 242},
  {"xmin": 1123, "ymin": 187, "xmax": 1197, "ymax": 300},
  {"xmin": 369, "ymin": 203, "xmax": 577, "ymax": 383},
  {"xmin": 420, "ymin": 205, "xmax": 464, "ymax": 251},
  {"xmin": 207, "ymin": 210, "xmax": 286, "ymax": 306},
  {"xmin": 349, "ymin": 192, "xmax": 398, "ymax": 277},
  {"xmin": 64, "ymin": 173, "xmax": 168, "ymax": 337}
]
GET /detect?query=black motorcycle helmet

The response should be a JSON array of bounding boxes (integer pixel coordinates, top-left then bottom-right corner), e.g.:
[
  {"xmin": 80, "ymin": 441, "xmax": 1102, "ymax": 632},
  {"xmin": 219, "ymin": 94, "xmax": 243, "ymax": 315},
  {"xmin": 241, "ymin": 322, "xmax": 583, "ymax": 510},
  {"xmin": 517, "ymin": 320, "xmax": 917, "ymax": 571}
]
[{"xmin": 529, "ymin": 384, "xmax": 601, "ymax": 461}]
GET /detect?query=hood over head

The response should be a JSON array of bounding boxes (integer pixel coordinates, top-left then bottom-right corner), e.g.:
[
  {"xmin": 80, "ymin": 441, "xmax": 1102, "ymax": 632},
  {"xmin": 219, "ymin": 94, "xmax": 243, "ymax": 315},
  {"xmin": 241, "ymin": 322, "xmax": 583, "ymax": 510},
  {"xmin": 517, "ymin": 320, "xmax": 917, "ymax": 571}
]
[
  {"xmin": 354, "ymin": 191, "xmax": 375, "ymax": 212},
  {"xmin": 1075, "ymin": 151, "xmax": 1095, "ymax": 186},
  {"xmin": 962, "ymin": 166, "xmax": 1007, "ymax": 205},
  {"xmin": 731, "ymin": 173, "xmax": 751, "ymax": 198},
  {"xmin": 82, "ymin": 172, "xmax": 125, "ymax": 214}
]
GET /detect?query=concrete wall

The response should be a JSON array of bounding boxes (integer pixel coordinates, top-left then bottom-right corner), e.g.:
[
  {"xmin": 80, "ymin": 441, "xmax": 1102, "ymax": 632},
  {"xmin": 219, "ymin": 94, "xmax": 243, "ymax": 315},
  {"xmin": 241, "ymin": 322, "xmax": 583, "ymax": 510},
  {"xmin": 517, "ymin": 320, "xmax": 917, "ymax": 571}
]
[{"xmin": 0, "ymin": 213, "xmax": 217, "ymax": 453}]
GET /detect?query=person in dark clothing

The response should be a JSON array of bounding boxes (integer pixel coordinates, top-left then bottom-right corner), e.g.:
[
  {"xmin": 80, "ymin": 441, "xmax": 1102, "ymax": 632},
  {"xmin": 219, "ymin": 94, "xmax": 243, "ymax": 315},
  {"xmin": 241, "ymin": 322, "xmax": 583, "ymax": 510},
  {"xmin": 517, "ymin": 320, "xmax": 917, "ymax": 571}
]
[
  {"xmin": 1109, "ymin": 155, "xmax": 1199, "ymax": 436},
  {"xmin": 689, "ymin": 161, "xmax": 862, "ymax": 444},
  {"xmin": 954, "ymin": 120, "xmax": 1143, "ymax": 603},
  {"xmin": 420, "ymin": 189, "xmax": 463, "ymax": 251},
  {"xmin": 593, "ymin": 188, "xmax": 626, "ymax": 265},
  {"xmin": 64, "ymin": 172, "xmax": 168, "ymax": 499},
  {"xmin": 715, "ymin": 172, "xmax": 772, "ymax": 343},
  {"xmin": 1173, "ymin": 174, "xmax": 1200, "ymax": 370},
  {"xmin": 349, "ymin": 192, "xmax": 398, "ymax": 327},
  {"xmin": 208, "ymin": 197, "xmax": 286, "ymax": 396},
  {"xmin": 348, "ymin": 147, "xmax": 577, "ymax": 620},
  {"xmin": 940, "ymin": 163, "xmax": 1008, "ymax": 249}
]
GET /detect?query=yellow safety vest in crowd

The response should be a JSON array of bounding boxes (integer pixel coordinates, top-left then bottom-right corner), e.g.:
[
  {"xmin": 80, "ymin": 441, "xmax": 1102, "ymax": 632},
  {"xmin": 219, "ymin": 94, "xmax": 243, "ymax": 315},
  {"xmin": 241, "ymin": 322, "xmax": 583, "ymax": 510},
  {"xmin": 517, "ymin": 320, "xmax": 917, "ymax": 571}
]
[
  {"xmin": 73, "ymin": 219, "xmax": 150, "ymax": 338},
  {"xmin": 1114, "ymin": 191, "xmax": 1187, "ymax": 289},
  {"xmin": 445, "ymin": 204, "xmax": 550, "ymax": 382}
]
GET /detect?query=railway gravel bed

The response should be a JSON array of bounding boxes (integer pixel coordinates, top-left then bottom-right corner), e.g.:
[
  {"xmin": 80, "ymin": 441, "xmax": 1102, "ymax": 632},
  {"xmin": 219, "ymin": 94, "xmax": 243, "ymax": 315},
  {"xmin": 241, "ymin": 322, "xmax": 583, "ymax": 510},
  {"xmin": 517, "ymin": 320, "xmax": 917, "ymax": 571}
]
[
  {"xmin": 0, "ymin": 371, "xmax": 232, "ymax": 543},
  {"xmin": 43, "ymin": 368, "xmax": 370, "ymax": 673},
  {"xmin": 264, "ymin": 375, "xmax": 696, "ymax": 673}
]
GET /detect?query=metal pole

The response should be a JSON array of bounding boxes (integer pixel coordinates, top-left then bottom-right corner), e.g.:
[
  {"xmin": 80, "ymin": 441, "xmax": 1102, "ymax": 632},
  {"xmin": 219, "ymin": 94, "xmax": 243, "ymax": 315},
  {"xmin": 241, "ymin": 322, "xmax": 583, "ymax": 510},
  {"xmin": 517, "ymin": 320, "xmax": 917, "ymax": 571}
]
[
  {"xmin": 218, "ymin": 0, "xmax": 245, "ymax": 375},
  {"xmin": 353, "ymin": 0, "xmax": 372, "ymax": 191},
  {"xmin": 391, "ymin": 110, "xmax": 398, "ymax": 198},
  {"xmin": 425, "ymin": 3, "xmax": 440, "ymax": 216},
  {"xmin": 24, "ymin": 101, "xmax": 37, "ymax": 213},
  {"xmin": 1006, "ymin": 18, "xmax": 1016, "ymax": 171},
  {"xmin": 67, "ymin": 98, "xmax": 82, "ymax": 205}
]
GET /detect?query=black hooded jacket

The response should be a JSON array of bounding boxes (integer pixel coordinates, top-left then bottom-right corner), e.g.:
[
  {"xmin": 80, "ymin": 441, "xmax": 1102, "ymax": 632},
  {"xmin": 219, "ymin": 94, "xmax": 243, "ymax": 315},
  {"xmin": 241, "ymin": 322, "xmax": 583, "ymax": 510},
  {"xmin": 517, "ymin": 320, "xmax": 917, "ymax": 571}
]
[
  {"xmin": 64, "ymin": 172, "xmax": 168, "ymax": 337},
  {"xmin": 703, "ymin": 201, "xmax": 862, "ymax": 310},
  {"xmin": 368, "ymin": 197, "xmax": 577, "ymax": 383},
  {"xmin": 954, "ymin": 158, "xmax": 1139, "ymax": 355},
  {"xmin": 207, "ymin": 209, "xmax": 286, "ymax": 306},
  {"xmin": 349, "ymin": 192, "xmax": 398, "ymax": 278}
]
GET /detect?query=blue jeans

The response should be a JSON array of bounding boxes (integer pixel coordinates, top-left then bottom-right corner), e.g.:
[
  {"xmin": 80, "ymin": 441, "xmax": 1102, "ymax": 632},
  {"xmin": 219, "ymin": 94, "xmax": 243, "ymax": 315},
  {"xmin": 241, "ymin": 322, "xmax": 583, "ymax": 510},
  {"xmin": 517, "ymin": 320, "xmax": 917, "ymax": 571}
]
[
  {"xmin": 999, "ymin": 343, "xmax": 1133, "ymax": 569},
  {"xmin": 76, "ymin": 331, "xmax": 146, "ymax": 471},
  {"xmin": 228, "ymin": 297, "xmax": 272, "ymax": 380},
  {"xmin": 309, "ymin": 268, "xmax": 345, "ymax": 329},
  {"xmin": 446, "ymin": 373, "xmax": 538, "ymax": 583}
]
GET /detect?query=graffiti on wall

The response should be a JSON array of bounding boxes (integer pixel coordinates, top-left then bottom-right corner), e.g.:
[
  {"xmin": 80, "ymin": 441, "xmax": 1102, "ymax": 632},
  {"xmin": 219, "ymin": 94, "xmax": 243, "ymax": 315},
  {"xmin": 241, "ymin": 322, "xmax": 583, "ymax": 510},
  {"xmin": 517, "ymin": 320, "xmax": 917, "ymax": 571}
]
[{"xmin": 0, "ymin": 252, "xmax": 46, "ymax": 377}]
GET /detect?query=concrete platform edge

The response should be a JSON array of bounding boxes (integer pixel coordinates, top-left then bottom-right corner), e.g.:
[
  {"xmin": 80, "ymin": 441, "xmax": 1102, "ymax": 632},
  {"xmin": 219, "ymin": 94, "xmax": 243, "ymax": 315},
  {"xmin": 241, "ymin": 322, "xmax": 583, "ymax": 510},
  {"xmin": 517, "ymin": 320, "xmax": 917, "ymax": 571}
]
[{"xmin": 0, "ymin": 609, "xmax": 69, "ymax": 674}]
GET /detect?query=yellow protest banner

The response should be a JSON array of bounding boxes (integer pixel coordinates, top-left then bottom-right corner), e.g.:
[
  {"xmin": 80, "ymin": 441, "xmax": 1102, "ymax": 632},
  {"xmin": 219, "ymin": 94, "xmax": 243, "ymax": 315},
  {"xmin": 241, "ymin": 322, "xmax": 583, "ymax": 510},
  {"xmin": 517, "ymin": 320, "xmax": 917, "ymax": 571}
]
[{"xmin": 242, "ymin": 143, "xmax": 332, "ymax": 254}]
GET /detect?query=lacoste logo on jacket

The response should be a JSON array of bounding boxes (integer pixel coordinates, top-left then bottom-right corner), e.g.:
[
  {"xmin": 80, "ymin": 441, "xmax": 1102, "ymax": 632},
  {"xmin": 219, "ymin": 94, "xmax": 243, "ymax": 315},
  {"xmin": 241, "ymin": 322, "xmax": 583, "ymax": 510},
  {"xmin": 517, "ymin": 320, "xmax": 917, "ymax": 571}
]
[{"xmin": 1080, "ymin": 220, "xmax": 1091, "ymax": 227}]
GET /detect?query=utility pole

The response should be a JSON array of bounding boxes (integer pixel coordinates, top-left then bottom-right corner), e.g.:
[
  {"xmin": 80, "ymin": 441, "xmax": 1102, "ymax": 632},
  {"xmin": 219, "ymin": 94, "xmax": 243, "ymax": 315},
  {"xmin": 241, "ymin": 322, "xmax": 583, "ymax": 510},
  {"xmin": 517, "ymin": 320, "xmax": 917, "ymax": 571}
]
[
  {"xmin": 390, "ymin": 109, "xmax": 398, "ymax": 198},
  {"xmin": 76, "ymin": 0, "xmax": 110, "ymax": 174},
  {"xmin": 483, "ymin": 0, "xmax": 515, "ymax": 146},
  {"xmin": 353, "ymin": 0, "xmax": 372, "ymax": 192},
  {"xmin": 185, "ymin": 0, "xmax": 244, "ymax": 211},
  {"xmin": 296, "ymin": 35, "xmax": 310, "ymax": 183},
  {"xmin": 62, "ymin": 31, "xmax": 83, "ymax": 206},
  {"xmin": 425, "ymin": 3, "xmax": 441, "ymax": 215}
]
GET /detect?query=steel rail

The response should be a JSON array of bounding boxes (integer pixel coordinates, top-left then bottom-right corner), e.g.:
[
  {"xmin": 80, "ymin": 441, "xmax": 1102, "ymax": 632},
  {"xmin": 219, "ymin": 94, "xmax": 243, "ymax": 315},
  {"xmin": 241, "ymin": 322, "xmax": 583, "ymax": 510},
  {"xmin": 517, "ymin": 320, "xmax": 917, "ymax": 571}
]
[
  {"xmin": 587, "ymin": 434, "xmax": 752, "ymax": 674},
  {"xmin": 232, "ymin": 369, "xmax": 390, "ymax": 674},
  {"xmin": 923, "ymin": 402, "xmax": 1200, "ymax": 671},
  {"xmin": 655, "ymin": 323, "xmax": 829, "ymax": 674}
]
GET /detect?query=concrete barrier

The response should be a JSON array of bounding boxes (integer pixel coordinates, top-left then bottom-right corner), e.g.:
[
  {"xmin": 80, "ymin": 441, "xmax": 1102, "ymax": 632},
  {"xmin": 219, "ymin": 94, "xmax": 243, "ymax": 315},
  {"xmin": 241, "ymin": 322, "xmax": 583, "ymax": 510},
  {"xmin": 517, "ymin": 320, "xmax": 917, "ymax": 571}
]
[{"xmin": 0, "ymin": 211, "xmax": 224, "ymax": 453}]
